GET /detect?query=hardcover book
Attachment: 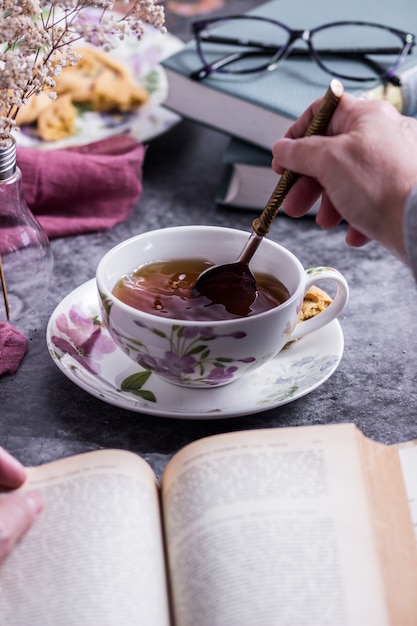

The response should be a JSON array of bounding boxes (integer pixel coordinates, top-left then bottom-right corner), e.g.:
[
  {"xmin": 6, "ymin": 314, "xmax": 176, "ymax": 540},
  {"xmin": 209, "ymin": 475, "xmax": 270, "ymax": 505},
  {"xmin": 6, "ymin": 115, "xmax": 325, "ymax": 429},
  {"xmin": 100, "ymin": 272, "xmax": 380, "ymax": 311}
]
[
  {"xmin": 1, "ymin": 423, "xmax": 417, "ymax": 625},
  {"xmin": 161, "ymin": 0, "xmax": 417, "ymax": 149}
]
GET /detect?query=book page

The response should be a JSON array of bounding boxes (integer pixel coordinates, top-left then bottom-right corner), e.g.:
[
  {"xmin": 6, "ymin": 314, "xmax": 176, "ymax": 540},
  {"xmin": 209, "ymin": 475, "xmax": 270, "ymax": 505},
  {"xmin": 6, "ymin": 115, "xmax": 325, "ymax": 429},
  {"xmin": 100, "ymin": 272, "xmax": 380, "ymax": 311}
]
[
  {"xmin": 0, "ymin": 449, "xmax": 170, "ymax": 626},
  {"xmin": 223, "ymin": 164, "xmax": 278, "ymax": 208},
  {"xmin": 398, "ymin": 443, "xmax": 417, "ymax": 539},
  {"xmin": 161, "ymin": 424, "xmax": 416, "ymax": 626},
  {"xmin": 356, "ymin": 433, "xmax": 417, "ymax": 625}
]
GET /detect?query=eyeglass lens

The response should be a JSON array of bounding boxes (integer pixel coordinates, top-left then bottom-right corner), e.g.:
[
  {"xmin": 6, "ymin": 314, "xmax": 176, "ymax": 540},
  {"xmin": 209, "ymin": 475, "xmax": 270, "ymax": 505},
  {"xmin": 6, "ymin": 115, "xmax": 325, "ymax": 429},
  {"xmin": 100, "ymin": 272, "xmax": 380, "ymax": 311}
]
[
  {"xmin": 197, "ymin": 18, "xmax": 290, "ymax": 73},
  {"xmin": 311, "ymin": 23, "xmax": 406, "ymax": 80},
  {"xmin": 196, "ymin": 18, "xmax": 408, "ymax": 81}
]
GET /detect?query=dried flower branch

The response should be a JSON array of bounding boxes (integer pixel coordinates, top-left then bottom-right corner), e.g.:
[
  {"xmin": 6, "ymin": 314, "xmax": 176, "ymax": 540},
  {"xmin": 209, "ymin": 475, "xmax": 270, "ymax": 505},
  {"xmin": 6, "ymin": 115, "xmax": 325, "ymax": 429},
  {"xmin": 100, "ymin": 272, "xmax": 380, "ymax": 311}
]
[
  {"xmin": 0, "ymin": 0, "xmax": 165, "ymax": 319},
  {"xmin": 0, "ymin": 0, "xmax": 166, "ymax": 144},
  {"xmin": 0, "ymin": 254, "xmax": 10, "ymax": 320}
]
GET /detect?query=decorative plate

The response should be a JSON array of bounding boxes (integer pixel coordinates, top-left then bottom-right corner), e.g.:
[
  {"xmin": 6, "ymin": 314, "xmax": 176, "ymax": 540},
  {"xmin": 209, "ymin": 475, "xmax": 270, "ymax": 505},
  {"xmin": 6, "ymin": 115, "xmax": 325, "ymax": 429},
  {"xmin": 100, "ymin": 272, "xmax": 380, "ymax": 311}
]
[
  {"xmin": 46, "ymin": 279, "xmax": 344, "ymax": 419},
  {"xmin": 15, "ymin": 24, "xmax": 183, "ymax": 150}
]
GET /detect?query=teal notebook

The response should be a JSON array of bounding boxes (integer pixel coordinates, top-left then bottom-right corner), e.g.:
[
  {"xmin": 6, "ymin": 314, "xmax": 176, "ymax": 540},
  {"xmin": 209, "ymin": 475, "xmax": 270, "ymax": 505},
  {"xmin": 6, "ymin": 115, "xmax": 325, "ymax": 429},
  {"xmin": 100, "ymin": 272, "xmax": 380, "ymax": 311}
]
[{"xmin": 162, "ymin": 0, "xmax": 417, "ymax": 149}]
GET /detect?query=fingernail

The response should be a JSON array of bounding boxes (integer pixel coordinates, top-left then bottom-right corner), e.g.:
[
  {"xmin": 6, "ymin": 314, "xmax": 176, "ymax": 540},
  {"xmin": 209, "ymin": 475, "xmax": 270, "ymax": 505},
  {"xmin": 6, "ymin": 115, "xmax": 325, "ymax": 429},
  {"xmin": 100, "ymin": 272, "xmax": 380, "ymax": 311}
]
[{"xmin": 24, "ymin": 492, "xmax": 44, "ymax": 515}]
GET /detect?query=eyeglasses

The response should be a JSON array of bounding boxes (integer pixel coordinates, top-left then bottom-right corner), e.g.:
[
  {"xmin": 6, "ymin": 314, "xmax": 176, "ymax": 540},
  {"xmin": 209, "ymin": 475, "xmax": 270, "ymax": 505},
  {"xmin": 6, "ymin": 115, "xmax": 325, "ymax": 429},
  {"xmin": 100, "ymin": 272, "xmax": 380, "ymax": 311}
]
[{"xmin": 191, "ymin": 16, "xmax": 415, "ymax": 86}]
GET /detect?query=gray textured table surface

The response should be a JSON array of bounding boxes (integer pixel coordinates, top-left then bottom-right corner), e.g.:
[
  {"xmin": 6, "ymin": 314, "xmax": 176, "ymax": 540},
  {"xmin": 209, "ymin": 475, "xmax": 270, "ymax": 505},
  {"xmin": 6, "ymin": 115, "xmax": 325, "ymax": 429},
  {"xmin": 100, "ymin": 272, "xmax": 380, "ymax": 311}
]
[{"xmin": 2, "ymin": 1, "xmax": 417, "ymax": 480}]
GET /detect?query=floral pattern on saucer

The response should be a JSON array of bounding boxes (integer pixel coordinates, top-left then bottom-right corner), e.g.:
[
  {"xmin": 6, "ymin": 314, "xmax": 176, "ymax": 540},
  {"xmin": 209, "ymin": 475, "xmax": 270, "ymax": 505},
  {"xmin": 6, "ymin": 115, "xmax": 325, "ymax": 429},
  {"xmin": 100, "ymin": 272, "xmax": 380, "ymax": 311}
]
[
  {"xmin": 50, "ymin": 304, "xmax": 115, "ymax": 375},
  {"xmin": 256, "ymin": 353, "xmax": 341, "ymax": 405},
  {"xmin": 47, "ymin": 280, "xmax": 344, "ymax": 419},
  {"xmin": 49, "ymin": 302, "xmax": 157, "ymax": 403}
]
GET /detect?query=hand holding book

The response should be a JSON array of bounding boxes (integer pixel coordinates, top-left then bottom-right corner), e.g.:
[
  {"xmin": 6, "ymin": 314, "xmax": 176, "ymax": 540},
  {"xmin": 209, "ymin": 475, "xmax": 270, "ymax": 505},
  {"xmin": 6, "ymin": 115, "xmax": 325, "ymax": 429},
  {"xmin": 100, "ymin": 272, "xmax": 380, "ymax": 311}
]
[{"xmin": 0, "ymin": 447, "xmax": 43, "ymax": 564}]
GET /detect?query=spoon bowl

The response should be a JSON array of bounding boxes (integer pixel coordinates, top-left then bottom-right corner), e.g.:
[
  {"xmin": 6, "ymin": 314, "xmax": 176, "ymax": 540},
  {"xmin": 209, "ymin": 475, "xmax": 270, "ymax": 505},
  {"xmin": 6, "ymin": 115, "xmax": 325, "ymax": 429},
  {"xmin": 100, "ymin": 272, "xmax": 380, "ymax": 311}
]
[
  {"xmin": 193, "ymin": 230, "xmax": 263, "ymax": 315},
  {"xmin": 193, "ymin": 79, "xmax": 344, "ymax": 314},
  {"xmin": 194, "ymin": 261, "xmax": 257, "ymax": 316}
]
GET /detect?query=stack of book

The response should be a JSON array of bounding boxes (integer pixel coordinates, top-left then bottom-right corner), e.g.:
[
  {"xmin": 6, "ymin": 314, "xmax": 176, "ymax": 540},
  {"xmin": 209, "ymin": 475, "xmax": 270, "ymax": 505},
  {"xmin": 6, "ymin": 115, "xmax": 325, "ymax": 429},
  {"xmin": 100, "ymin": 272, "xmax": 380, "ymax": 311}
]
[{"xmin": 162, "ymin": 0, "xmax": 417, "ymax": 211}]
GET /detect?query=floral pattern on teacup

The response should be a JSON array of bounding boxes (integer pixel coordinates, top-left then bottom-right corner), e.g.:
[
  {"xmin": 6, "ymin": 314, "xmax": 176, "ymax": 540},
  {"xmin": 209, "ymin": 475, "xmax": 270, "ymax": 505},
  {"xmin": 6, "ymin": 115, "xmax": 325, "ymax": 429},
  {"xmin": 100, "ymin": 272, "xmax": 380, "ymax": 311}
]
[{"xmin": 110, "ymin": 321, "xmax": 256, "ymax": 387}]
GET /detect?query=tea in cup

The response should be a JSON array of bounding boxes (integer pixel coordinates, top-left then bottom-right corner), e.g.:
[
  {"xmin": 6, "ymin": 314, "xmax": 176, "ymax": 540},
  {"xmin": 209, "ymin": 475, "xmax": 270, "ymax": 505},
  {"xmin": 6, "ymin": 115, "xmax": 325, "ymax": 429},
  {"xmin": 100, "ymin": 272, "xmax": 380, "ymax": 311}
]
[{"xmin": 96, "ymin": 226, "xmax": 349, "ymax": 388}]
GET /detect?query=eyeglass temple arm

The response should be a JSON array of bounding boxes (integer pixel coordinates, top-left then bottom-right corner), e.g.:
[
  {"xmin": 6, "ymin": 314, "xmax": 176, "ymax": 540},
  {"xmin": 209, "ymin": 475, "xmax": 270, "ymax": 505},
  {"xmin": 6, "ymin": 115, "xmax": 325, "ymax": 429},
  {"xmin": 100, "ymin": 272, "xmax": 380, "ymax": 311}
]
[
  {"xmin": 312, "ymin": 50, "xmax": 401, "ymax": 78},
  {"xmin": 191, "ymin": 47, "xmax": 403, "ymax": 82},
  {"xmin": 200, "ymin": 33, "xmax": 413, "ymax": 57},
  {"xmin": 190, "ymin": 50, "xmax": 256, "ymax": 80}
]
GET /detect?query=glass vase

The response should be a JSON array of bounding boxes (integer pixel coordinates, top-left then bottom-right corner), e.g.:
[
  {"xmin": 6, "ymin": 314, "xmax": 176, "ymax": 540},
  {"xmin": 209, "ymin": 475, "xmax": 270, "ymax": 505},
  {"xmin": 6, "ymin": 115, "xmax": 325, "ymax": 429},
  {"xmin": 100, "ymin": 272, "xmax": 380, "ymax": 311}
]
[{"xmin": 0, "ymin": 137, "xmax": 53, "ymax": 321}]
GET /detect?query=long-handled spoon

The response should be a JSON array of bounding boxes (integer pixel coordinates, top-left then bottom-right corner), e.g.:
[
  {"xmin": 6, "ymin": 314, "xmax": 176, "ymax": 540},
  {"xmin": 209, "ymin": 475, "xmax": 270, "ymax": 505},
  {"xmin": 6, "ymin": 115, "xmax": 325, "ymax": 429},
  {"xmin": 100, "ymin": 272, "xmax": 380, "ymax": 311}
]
[{"xmin": 193, "ymin": 79, "xmax": 344, "ymax": 316}]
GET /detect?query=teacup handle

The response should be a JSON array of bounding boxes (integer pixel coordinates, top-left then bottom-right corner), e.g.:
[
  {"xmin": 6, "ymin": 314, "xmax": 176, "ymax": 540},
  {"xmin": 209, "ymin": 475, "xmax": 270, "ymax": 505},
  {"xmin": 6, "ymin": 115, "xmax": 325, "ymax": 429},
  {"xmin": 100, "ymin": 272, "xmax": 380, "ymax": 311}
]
[{"xmin": 291, "ymin": 267, "xmax": 349, "ymax": 341}]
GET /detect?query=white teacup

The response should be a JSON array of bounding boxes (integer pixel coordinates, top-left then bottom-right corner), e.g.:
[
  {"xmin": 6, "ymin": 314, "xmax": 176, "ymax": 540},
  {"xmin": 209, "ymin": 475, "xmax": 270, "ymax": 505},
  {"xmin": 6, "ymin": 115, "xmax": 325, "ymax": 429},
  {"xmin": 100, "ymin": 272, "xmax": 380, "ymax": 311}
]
[{"xmin": 96, "ymin": 226, "xmax": 348, "ymax": 388}]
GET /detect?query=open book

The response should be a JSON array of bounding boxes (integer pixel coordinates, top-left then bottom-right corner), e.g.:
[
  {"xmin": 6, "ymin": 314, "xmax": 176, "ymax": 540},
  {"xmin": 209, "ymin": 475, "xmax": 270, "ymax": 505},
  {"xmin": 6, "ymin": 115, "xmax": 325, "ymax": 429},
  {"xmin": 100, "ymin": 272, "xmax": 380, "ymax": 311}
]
[{"xmin": 1, "ymin": 423, "xmax": 417, "ymax": 625}]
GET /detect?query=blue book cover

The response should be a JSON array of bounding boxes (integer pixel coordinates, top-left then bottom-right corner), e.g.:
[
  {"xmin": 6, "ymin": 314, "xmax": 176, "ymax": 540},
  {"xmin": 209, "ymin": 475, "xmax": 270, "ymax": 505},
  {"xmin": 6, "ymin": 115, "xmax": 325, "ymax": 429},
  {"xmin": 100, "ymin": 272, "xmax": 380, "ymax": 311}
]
[
  {"xmin": 162, "ymin": 0, "xmax": 417, "ymax": 149},
  {"xmin": 223, "ymin": 137, "xmax": 271, "ymax": 168}
]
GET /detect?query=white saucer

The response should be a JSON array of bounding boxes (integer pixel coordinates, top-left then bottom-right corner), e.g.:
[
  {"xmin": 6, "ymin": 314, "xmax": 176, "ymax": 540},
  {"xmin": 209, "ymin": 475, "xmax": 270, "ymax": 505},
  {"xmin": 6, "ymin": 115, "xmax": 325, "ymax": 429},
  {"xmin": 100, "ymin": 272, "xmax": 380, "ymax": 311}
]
[{"xmin": 46, "ymin": 279, "xmax": 344, "ymax": 419}]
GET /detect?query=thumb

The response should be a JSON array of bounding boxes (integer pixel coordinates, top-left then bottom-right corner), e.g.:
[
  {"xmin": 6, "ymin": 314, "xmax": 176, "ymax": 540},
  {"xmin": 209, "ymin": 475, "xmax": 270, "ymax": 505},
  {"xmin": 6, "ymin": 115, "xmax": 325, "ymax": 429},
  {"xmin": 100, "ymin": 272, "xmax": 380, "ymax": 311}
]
[{"xmin": 0, "ymin": 491, "xmax": 44, "ymax": 562}]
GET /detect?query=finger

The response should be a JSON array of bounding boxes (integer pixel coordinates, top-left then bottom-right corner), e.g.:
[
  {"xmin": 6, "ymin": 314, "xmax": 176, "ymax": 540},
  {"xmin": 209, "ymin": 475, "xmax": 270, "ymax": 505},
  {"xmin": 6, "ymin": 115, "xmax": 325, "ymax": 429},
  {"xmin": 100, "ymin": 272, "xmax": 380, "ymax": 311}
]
[
  {"xmin": 281, "ymin": 92, "xmax": 359, "ymax": 141},
  {"xmin": 281, "ymin": 176, "xmax": 322, "ymax": 217},
  {"xmin": 346, "ymin": 226, "xmax": 371, "ymax": 247},
  {"xmin": 283, "ymin": 98, "xmax": 321, "ymax": 140},
  {"xmin": 272, "ymin": 135, "xmax": 334, "ymax": 182},
  {"xmin": 273, "ymin": 135, "xmax": 337, "ymax": 186},
  {"xmin": 0, "ymin": 491, "xmax": 44, "ymax": 562},
  {"xmin": 315, "ymin": 194, "xmax": 343, "ymax": 229},
  {"xmin": 0, "ymin": 447, "xmax": 26, "ymax": 489},
  {"xmin": 315, "ymin": 192, "xmax": 371, "ymax": 246}
]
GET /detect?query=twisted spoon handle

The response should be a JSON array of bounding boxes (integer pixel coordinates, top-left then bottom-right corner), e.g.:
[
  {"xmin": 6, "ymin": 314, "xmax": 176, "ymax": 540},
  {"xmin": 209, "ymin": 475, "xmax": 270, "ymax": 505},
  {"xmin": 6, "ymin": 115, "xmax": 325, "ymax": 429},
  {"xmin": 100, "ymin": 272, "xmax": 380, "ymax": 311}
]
[{"xmin": 252, "ymin": 78, "xmax": 344, "ymax": 237}]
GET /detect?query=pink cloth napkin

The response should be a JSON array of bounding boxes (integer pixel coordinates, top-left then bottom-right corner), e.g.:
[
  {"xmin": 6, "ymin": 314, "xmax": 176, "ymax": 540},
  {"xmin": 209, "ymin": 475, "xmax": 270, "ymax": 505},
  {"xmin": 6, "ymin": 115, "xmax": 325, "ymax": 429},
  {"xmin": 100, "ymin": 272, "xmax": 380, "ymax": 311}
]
[
  {"xmin": 0, "ymin": 322, "xmax": 28, "ymax": 376},
  {"xmin": 17, "ymin": 133, "xmax": 147, "ymax": 239}
]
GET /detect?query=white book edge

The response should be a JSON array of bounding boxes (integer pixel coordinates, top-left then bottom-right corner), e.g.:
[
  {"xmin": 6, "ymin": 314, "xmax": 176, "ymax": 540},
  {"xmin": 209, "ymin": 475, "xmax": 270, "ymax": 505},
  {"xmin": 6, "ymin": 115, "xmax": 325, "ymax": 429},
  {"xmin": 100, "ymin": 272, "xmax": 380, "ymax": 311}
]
[{"xmin": 164, "ymin": 68, "xmax": 293, "ymax": 151}]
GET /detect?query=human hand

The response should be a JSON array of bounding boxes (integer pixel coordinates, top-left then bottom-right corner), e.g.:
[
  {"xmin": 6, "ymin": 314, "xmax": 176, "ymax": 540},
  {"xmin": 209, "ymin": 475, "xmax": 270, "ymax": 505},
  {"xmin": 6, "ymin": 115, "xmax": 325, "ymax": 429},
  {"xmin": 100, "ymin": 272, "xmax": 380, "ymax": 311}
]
[
  {"xmin": 271, "ymin": 93, "xmax": 417, "ymax": 262},
  {"xmin": 0, "ymin": 447, "xmax": 43, "ymax": 563}
]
